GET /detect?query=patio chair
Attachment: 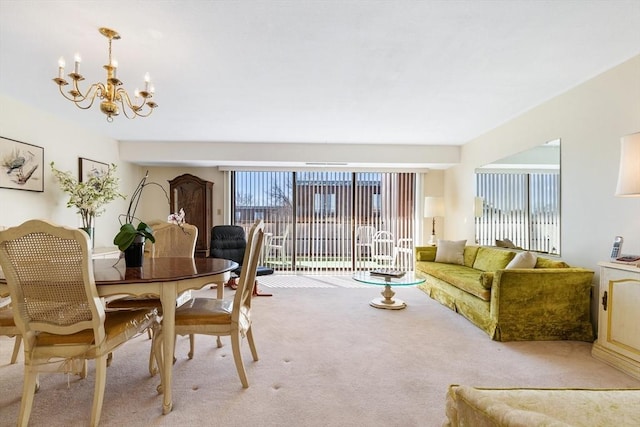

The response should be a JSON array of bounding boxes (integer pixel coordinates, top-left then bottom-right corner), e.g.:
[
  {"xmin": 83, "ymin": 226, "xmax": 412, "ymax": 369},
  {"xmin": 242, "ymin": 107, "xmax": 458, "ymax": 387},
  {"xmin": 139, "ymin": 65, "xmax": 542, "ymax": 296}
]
[
  {"xmin": 372, "ymin": 230, "xmax": 396, "ymax": 267},
  {"xmin": 169, "ymin": 219, "xmax": 264, "ymax": 387},
  {"xmin": 0, "ymin": 219, "xmax": 160, "ymax": 427},
  {"xmin": 355, "ymin": 225, "xmax": 377, "ymax": 261},
  {"xmin": 264, "ymin": 224, "xmax": 290, "ymax": 266},
  {"xmin": 394, "ymin": 237, "xmax": 414, "ymax": 270}
]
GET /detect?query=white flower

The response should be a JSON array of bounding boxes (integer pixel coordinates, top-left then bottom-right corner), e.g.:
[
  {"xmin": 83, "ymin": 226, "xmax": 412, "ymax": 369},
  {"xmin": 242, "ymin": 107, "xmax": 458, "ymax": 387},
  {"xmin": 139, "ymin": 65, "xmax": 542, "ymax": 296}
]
[{"xmin": 50, "ymin": 162, "xmax": 126, "ymax": 228}]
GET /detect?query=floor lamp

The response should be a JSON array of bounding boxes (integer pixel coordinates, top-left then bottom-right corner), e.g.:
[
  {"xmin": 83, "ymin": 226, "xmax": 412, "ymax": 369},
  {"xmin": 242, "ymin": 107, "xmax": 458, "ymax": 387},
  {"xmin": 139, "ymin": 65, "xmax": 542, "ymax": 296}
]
[
  {"xmin": 474, "ymin": 197, "xmax": 484, "ymax": 244},
  {"xmin": 424, "ymin": 196, "xmax": 444, "ymax": 246}
]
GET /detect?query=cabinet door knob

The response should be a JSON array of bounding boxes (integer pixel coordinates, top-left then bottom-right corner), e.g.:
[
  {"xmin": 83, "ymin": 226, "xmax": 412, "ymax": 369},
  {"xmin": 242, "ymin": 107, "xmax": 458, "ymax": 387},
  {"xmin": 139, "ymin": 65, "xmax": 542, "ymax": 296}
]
[{"xmin": 602, "ymin": 290, "xmax": 608, "ymax": 311}]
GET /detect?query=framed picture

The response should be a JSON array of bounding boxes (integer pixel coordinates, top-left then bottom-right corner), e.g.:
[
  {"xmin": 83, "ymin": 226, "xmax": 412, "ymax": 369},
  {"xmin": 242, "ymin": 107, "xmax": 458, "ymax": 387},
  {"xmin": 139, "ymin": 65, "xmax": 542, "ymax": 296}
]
[
  {"xmin": 0, "ymin": 136, "xmax": 44, "ymax": 192},
  {"xmin": 79, "ymin": 157, "xmax": 109, "ymax": 182}
]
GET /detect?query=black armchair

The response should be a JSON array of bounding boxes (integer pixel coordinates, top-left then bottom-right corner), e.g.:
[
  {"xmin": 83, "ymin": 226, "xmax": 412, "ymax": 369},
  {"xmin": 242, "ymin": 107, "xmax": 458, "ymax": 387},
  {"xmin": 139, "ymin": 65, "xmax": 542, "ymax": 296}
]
[{"xmin": 210, "ymin": 225, "xmax": 274, "ymax": 296}]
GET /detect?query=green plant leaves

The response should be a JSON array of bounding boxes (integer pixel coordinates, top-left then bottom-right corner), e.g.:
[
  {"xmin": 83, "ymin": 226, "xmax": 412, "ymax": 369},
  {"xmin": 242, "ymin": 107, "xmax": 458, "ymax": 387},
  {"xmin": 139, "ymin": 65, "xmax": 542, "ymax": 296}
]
[{"xmin": 113, "ymin": 222, "xmax": 155, "ymax": 251}]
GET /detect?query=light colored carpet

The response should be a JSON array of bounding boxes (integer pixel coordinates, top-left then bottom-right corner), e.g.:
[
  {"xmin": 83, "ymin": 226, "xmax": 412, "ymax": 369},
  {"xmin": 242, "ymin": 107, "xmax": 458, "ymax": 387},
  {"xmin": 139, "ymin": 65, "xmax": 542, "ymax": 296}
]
[{"xmin": 1, "ymin": 276, "xmax": 639, "ymax": 427}]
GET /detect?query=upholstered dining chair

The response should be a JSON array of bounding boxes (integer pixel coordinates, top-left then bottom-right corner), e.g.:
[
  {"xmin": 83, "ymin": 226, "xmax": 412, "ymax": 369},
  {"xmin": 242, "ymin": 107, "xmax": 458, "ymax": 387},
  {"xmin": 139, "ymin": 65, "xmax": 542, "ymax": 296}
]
[
  {"xmin": 0, "ymin": 219, "xmax": 160, "ymax": 427},
  {"xmin": 0, "ymin": 296, "xmax": 21, "ymax": 364},
  {"xmin": 106, "ymin": 221, "xmax": 198, "ymax": 373},
  {"xmin": 169, "ymin": 219, "xmax": 264, "ymax": 388}
]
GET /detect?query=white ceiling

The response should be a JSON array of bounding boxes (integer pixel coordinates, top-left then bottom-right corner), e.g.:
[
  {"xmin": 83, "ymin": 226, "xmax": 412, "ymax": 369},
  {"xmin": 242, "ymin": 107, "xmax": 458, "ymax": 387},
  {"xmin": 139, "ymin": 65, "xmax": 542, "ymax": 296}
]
[{"xmin": 1, "ymin": 1, "xmax": 639, "ymax": 152}]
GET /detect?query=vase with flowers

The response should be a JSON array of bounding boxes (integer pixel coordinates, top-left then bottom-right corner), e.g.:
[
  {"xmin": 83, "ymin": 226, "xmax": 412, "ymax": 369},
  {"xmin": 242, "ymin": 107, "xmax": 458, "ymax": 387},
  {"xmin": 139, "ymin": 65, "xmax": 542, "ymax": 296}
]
[{"xmin": 50, "ymin": 161, "xmax": 125, "ymax": 248}]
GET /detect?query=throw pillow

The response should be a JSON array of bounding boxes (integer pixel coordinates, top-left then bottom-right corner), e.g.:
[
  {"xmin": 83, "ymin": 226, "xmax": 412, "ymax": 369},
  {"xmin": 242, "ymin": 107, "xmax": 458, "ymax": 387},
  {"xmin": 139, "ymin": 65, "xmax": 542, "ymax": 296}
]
[
  {"xmin": 535, "ymin": 257, "xmax": 570, "ymax": 268},
  {"xmin": 495, "ymin": 238, "xmax": 517, "ymax": 249},
  {"xmin": 472, "ymin": 247, "xmax": 516, "ymax": 271},
  {"xmin": 435, "ymin": 239, "xmax": 466, "ymax": 265},
  {"xmin": 416, "ymin": 247, "xmax": 437, "ymax": 262},
  {"xmin": 506, "ymin": 251, "xmax": 537, "ymax": 269}
]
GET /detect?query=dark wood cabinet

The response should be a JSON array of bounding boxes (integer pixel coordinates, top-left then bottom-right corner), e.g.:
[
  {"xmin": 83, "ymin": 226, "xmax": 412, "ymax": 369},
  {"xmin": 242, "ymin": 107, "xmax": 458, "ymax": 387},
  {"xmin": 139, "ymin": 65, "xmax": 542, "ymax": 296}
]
[{"xmin": 168, "ymin": 174, "xmax": 213, "ymax": 258}]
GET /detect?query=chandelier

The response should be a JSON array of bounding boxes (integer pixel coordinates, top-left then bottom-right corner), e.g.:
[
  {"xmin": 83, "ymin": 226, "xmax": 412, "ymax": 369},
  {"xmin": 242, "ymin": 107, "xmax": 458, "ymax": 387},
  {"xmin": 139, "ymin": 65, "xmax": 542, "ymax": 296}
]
[{"xmin": 53, "ymin": 27, "xmax": 157, "ymax": 122}]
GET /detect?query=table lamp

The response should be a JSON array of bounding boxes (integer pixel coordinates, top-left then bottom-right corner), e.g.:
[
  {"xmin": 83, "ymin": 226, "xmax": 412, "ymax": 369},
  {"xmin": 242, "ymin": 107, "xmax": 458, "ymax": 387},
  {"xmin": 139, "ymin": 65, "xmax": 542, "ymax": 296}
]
[
  {"xmin": 615, "ymin": 132, "xmax": 640, "ymax": 197},
  {"xmin": 424, "ymin": 196, "xmax": 444, "ymax": 246}
]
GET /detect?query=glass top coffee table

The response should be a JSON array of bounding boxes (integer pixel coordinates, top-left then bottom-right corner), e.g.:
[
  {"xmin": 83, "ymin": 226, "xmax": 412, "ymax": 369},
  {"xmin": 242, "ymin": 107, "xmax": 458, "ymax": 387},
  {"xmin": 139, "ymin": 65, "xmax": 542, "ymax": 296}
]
[{"xmin": 352, "ymin": 271, "xmax": 426, "ymax": 310}]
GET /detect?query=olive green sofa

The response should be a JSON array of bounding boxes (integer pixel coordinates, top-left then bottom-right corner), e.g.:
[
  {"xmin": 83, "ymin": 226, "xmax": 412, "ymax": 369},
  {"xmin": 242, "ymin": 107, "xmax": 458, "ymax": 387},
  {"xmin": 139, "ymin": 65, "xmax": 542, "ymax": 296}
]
[
  {"xmin": 414, "ymin": 244, "xmax": 594, "ymax": 342},
  {"xmin": 445, "ymin": 385, "xmax": 640, "ymax": 426}
]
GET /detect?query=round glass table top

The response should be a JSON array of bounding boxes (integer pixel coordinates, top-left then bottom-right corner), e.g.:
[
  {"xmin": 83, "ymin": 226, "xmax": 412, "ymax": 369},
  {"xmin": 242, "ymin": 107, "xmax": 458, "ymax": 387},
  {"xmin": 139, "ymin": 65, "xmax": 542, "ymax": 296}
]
[{"xmin": 352, "ymin": 271, "xmax": 425, "ymax": 286}]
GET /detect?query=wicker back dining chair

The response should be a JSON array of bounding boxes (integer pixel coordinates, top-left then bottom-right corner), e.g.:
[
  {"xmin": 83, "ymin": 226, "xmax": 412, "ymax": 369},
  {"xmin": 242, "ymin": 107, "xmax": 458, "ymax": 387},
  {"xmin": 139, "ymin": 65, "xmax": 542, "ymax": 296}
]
[
  {"xmin": 0, "ymin": 219, "xmax": 161, "ymax": 427},
  {"xmin": 0, "ymin": 296, "xmax": 21, "ymax": 363},
  {"xmin": 146, "ymin": 221, "xmax": 198, "ymax": 258},
  {"xmin": 106, "ymin": 221, "xmax": 198, "ymax": 373},
  {"xmin": 170, "ymin": 219, "xmax": 265, "ymax": 388}
]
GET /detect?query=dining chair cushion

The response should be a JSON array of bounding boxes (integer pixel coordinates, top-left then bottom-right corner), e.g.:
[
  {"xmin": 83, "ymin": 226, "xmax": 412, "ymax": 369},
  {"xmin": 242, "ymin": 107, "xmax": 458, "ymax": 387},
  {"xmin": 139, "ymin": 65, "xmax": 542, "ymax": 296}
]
[
  {"xmin": 0, "ymin": 308, "xmax": 15, "ymax": 326},
  {"xmin": 107, "ymin": 298, "xmax": 163, "ymax": 312},
  {"xmin": 35, "ymin": 309, "xmax": 158, "ymax": 348},
  {"xmin": 0, "ymin": 306, "xmax": 21, "ymax": 364},
  {"xmin": 175, "ymin": 298, "xmax": 240, "ymax": 326}
]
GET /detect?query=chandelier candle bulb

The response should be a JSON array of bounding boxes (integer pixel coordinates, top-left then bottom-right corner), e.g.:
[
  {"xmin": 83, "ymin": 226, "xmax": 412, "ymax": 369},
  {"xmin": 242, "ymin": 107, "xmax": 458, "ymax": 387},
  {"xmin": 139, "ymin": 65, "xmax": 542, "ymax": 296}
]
[
  {"xmin": 58, "ymin": 57, "xmax": 65, "ymax": 78},
  {"xmin": 144, "ymin": 72, "xmax": 150, "ymax": 92},
  {"xmin": 73, "ymin": 53, "xmax": 81, "ymax": 74}
]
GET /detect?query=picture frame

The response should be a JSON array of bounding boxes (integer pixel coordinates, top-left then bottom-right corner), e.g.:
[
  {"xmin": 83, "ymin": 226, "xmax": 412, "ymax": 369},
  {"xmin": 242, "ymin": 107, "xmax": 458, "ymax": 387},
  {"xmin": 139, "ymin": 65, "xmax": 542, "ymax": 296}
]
[
  {"xmin": 79, "ymin": 157, "xmax": 109, "ymax": 182},
  {"xmin": 0, "ymin": 136, "xmax": 44, "ymax": 192}
]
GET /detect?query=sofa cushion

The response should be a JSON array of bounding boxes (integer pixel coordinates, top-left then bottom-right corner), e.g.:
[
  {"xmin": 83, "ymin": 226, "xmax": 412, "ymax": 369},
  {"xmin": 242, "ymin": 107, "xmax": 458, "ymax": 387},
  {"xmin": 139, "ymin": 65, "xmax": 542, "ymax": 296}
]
[
  {"xmin": 506, "ymin": 251, "xmax": 537, "ymax": 269},
  {"xmin": 463, "ymin": 246, "xmax": 480, "ymax": 268},
  {"xmin": 472, "ymin": 247, "xmax": 516, "ymax": 272},
  {"xmin": 417, "ymin": 261, "xmax": 490, "ymax": 301},
  {"xmin": 535, "ymin": 257, "xmax": 570, "ymax": 268},
  {"xmin": 435, "ymin": 240, "xmax": 466, "ymax": 265}
]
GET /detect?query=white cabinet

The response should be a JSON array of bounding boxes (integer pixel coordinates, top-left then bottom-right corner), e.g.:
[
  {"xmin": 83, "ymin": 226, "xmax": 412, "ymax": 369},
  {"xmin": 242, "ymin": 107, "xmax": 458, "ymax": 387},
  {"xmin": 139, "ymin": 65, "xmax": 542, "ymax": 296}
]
[{"xmin": 592, "ymin": 262, "xmax": 640, "ymax": 380}]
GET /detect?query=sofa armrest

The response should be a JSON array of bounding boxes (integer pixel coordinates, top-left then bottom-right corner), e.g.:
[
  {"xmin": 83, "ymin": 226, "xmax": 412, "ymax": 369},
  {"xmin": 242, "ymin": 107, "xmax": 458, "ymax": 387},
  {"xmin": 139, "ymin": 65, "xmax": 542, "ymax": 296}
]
[
  {"xmin": 490, "ymin": 268, "xmax": 594, "ymax": 341},
  {"xmin": 415, "ymin": 246, "xmax": 437, "ymax": 262}
]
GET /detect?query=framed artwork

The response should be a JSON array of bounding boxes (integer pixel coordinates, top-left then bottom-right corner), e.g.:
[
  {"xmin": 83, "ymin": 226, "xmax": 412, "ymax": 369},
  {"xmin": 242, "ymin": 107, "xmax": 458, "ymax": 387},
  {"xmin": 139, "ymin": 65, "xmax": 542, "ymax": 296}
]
[
  {"xmin": 79, "ymin": 157, "xmax": 109, "ymax": 182},
  {"xmin": 0, "ymin": 136, "xmax": 44, "ymax": 192}
]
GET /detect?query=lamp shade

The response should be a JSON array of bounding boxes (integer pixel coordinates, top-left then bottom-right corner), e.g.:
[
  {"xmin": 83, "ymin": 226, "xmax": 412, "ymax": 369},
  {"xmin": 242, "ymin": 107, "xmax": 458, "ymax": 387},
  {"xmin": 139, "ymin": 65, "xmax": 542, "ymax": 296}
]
[
  {"xmin": 615, "ymin": 132, "xmax": 640, "ymax": 197},
  {"xmin": 424, "ymin": 196, "xmax": 444, "ymax": 218},
  {"xmin": 474, "ymin": 197, "xmax": 484, "ymax": 217}
]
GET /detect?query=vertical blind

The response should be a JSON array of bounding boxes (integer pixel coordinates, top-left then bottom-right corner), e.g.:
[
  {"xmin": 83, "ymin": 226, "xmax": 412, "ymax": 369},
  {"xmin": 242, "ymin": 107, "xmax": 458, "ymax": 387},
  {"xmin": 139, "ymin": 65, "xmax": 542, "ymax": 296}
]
[
  {"xmin": 475, "ymin": 172, "xmax": 560, "ymax": 254},
  {"xmin": 232, "ymin": 171, "xmax": 416, "ymax": 273}
]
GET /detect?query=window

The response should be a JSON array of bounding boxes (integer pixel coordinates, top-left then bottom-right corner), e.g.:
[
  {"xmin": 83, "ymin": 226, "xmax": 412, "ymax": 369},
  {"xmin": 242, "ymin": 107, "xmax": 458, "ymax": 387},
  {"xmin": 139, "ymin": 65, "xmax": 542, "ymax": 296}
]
[
  {"xmin": 476, "ymin": 172, "xmax": 560, "ymax": 254},
  {"xmin": 314, "ymin": 193, "xmax": 336, "ymax": 216},
  {"xmin": 232, "ymin": 171, "xmax": 416, "ymax": 272}
]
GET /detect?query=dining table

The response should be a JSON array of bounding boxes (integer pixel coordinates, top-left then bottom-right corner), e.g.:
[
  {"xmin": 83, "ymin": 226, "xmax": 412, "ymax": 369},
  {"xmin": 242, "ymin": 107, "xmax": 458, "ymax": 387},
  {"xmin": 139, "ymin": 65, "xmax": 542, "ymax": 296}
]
[{"xmin": 0, "ymin": 256, "xmax": 239, "ymax": 415}]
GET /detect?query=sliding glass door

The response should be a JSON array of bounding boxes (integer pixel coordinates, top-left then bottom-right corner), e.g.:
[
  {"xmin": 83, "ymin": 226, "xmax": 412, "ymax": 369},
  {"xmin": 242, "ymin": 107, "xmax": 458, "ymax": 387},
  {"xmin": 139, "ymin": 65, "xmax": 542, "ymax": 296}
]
[{"xmin": 232, "ymin": 171, "xmax": 415, "ymax": 272}]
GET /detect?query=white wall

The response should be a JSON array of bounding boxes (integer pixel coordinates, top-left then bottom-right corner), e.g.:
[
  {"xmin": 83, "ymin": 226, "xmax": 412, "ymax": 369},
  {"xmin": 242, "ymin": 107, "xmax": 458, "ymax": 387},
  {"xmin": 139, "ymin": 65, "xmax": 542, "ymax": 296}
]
[
  {"xmin": 421, "ymin": 169, "xmax": 445, "ymax": 245},
  {"xmin": 0, "ymin": 94, "xmax": 142, "ymax": 247},
  {"xmin": 135, "ymin": 166, "xmax": 227, "ymax": 227},
  {"xmin": 3, "ymin": 54, "xmax": 638, "ymax": 267},
  {"xmin": 444, "ymin": 55, "xmax": 640, "ymax": 275}
]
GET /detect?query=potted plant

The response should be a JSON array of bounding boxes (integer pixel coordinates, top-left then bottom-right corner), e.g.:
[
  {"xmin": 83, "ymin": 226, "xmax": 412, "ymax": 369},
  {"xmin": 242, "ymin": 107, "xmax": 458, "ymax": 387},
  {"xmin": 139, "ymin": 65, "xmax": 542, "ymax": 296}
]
[
  {"xmin": 50, "ymin": 161, "xmax": 125, "ymax": 247},
  {"xmin": 113, "ymin": 171, "xmax": 173, "ymax": 267}
]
